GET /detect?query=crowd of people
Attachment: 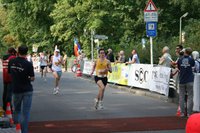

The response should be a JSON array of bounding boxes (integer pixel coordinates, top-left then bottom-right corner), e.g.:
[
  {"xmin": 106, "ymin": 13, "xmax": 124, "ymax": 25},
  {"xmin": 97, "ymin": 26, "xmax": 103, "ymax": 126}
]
[
  {"xmin": 2, "ymin": 46, "xmax": 34, "ymax": 133},
  {"xmin": 104, "ymin": 46, "xmax": 200, "ymax": 118},
  {"xmin": 1, "ymin": 45, "xmax": 200, "ymax": 132},
  {"xmin": 158, "ymin": 45, "xmax": 200, "ymax": 118},
  {"xmin": 1, "ymin": 46, "xmax": 67, "ymax": 133}
]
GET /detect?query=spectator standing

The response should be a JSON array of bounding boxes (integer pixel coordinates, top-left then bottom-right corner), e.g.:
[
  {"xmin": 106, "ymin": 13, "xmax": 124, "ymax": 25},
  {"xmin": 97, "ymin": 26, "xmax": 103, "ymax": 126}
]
[
  {"xmin": 106, "ymin": 48, "xmax": 115, "ymax": 62},
  {"xmin": 158, "ymin": 46, "xmax": 172, "ymax": 67},
  {"xmin": 8, "ymin": 45, "xmax": 35, "ymax": 133},
  {"xmin": 2, "ymin": 47, "xmax": 16, "ymax": 111},
  {"xmin": 171, "ymin": 45, "xmax": 184, "ymax": 67},
  {"xmin": 125, "ymin": 49, "xmax": 140, "ymax": 64},
  {"xmin": 175, "ymin": 45, "xmax": 184, "ymax": 61},
  {"xmin": 192, "ymin": 51, "xmax": 200, "ymax": 73},
  {"xmin": 115, "ymin": 50, "xmax": 126, "ymax": 63},
  {"xmin": 177, "ymin": 47, "xmax": 195, "ymax": 117}
]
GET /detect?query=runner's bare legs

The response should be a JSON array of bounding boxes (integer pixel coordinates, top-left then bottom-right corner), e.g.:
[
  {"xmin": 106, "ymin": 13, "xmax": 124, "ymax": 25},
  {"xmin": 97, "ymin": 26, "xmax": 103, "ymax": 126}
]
[{"xmin": 97, "ymin": 80, "xmax": 106, "ymax": 101}]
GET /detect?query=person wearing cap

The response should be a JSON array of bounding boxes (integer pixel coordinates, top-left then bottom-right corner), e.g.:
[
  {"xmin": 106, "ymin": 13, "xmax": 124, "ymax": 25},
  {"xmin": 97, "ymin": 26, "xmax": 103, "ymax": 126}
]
[
  {"xmin": 177, "ymin": 47, "xmax": 195, "ymax": 117},
  {"xmin": 2, "ymin": 47, "xmax": 16, "ymax": 111},
  {"xmin": 51, "ymin": 49, "xmax": 64, "ymax": 94},
  {"xmin": 158, "ymin": 46, "xmax": 172, "ymax": 68}
]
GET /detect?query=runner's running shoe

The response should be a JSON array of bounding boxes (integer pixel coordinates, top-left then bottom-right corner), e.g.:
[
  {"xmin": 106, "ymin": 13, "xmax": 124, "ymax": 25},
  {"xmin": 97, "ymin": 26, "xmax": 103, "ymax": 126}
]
[
  {"xmin": 94, "ymin": 98, "xmax": 99, "ymax": 109},
  {"xmin": 98, "ymin": 101, "xmax": 104, "ymax": 110},
  {"xmin": 53, "ymin": 88, "xmax": 59, "ymax": 95}
]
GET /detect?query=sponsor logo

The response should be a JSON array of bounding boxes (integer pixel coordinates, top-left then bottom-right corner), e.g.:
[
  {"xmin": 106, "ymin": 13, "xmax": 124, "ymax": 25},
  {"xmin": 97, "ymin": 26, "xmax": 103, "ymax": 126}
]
[{"xmin": 135, "ymin": 68, "xmax": 148, "ymax": 84}]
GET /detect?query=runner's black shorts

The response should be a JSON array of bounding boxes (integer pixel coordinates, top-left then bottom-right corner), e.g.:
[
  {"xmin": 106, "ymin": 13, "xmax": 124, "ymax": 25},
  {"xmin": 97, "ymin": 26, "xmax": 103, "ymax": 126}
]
[
  {"xmin": 40, "ymin": 65, "xmax": 47, "ymax": 70},
  {"xmin": 94, "ymin": 76, "xmax": 108, "ymax": 86}
]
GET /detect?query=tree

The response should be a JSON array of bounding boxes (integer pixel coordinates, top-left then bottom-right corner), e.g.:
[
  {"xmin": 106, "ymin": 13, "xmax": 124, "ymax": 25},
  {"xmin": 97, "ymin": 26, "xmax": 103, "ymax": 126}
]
[{"xmin": 0, "ymin": 0, "xmax": 56, "ymax": 52}]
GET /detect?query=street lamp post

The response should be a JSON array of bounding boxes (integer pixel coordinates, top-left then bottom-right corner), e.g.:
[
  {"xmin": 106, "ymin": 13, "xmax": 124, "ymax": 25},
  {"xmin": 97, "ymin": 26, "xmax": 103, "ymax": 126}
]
[
  {"xmin": 91, "ymin": 30, "xmax": 95, "ymax": 61},
  {"xmin": 179, "ymin": 12, "xmax": 188, "ymax": 45}
]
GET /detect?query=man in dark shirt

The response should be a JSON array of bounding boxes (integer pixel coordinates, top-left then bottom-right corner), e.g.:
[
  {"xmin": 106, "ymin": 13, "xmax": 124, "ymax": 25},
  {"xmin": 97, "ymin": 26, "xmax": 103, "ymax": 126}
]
[
  {"xmin": 8, "ymin": 45, "xmax": 35, "ymax": 133},
  {"xmin": 177, "ymin": 47, "xmax": 195, "ymax": 117}
]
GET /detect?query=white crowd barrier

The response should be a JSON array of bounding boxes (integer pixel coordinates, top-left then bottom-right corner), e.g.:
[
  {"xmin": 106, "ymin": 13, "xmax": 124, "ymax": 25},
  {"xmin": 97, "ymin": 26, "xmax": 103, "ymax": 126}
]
[
  {"xmin": 82, "ymin": 60, "xmax": 171, "ymax": 96},
  {"xmin": 76, "ymin": 59, "xmax": 200, "ymax": 109},
  {"xmin": 193, "ymin": 73, "xmax": 200, "ymax": 112}
]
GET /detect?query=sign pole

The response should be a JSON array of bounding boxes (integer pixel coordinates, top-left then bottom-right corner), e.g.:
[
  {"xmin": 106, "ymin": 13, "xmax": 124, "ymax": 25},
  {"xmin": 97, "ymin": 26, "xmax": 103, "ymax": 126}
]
[
  {"xmin": 144, "ymin": 0, "xmax": 158, "ymax": 65},
  {"xmin": 91, "ymin": 30, "xmax": 94, "ymax": 61},
  {"xmin": 150, "ymin": 37, "xmax": 153, "ymax": 65}
]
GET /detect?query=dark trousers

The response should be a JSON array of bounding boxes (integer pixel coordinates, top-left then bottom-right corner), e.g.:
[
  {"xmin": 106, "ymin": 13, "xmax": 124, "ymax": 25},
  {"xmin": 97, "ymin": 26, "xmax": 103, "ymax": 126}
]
[{"xmin": 3, "ymin": 83, "xmax": 12, "ymax": 111}]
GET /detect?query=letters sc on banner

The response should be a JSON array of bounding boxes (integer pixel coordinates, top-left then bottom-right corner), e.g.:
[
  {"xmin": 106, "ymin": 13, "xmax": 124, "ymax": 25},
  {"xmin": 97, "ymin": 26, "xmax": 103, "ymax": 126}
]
[{"xmin": 135, "ymin": 68, "xmax": 149, "ymax": 84}]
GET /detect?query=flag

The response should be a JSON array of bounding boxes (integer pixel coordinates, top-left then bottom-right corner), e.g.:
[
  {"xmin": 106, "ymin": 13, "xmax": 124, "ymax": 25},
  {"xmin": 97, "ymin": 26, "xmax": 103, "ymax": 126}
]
[{"xmin": 74, "ymin": 38, "xmax": 81, "ymax": 57}]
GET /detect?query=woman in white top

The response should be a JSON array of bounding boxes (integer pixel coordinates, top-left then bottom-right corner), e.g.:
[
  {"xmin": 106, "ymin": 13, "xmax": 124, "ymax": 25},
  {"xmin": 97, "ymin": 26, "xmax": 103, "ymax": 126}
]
[{"xmin": 51, "ymin": 49, "xmax": 64, "ymax": 94}]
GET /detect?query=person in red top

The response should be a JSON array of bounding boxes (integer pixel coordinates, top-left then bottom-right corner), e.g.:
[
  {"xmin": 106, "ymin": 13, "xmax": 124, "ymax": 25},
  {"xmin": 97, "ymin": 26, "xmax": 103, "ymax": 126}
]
[{"xmin": 2, "ymin": 47, "xmax": 16, "ymax": 111}]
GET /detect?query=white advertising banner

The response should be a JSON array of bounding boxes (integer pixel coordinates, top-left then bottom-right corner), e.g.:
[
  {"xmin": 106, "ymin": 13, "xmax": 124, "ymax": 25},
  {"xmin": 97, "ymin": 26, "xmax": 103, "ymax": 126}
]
[
  {"xmin": 128, "ymin": 64, "xmax": 153, "ymax": 89},
  {"xmin": 82, "ymin": 61, "xmax": 94, "ymax": 75},
  {"xmin": 150, "ymin": 66, "xmax": 171, "ymax": 96},
  {"xmin": 82, "ymin": 61, "xmax": 171, "ymax": 96},
  {"xmin": 193, "ymin": 73, "xmax": 200, "ymax": 112}
]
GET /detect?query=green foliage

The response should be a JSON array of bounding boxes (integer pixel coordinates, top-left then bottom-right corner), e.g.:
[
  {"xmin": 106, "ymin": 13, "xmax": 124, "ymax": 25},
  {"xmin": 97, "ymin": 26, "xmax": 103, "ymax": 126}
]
[{"xmin": 0, "ymin": 0, "xmax": 199, "ymax": 63}]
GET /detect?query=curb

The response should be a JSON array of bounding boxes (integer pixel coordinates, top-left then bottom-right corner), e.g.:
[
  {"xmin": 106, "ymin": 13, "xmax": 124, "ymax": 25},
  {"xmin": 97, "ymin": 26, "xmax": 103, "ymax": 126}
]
[{"xmin": 109, "ymin": 84, "xmax": 173, "ymax": 102}]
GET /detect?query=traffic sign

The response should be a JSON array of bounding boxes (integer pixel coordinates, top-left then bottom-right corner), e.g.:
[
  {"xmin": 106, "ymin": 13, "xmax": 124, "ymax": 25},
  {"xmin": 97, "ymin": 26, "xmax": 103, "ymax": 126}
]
[
  {"xmin": 144, "ymin": 0, "xmax": 158, "ymax": 22},
  {"xmin": 146, "ymin": 22, "xmax": 157, "ymax": 37},
  {"xmin": 144, "ymin": 12, "xmax": 158, "ymax": 22},
  {"xmin": 94, "ymin": 35, "xmax": 108, "ymax": 40},
  {"xmin": 144, "ymin": 0, "xmax": 158, "ymax": 12}
]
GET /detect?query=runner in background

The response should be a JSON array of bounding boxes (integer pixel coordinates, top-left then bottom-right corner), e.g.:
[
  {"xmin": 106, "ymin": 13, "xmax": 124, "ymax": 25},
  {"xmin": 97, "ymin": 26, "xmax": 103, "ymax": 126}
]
[
  {"xmin": 63, "ymin": 53, "xmax": 68, "ymax": 72},
  {"xmin": 32, "ymin": 53, "xmax": 40, "ymax": 72},
  {"xmin": 39, "ymin": 52, "xmax": 48, "ymax": 81},
  {"xmin": 90, "ymin": 48, "xmax": 112, "ymax": 110},
  {"xmin": 48, "ymin": 52, "xmax": 53, "ymax": 72},
  {"xmin": 51, "ymin": 49, "xmax": 64, "ymax": 95}
]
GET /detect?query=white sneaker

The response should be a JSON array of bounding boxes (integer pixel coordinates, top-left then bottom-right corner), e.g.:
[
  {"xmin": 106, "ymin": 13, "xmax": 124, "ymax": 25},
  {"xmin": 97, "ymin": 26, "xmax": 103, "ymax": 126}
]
[
  {"xmin": 98, "ymin": 101, "xmax": 104, "ymax": 110},
  {"xmin": 53, "ymin": 88, "xmax": 59, "ymax": 95},
  {"xmin": 56, "ymin": 87, "xmax": 60, "ymax": 93},
  {"xmin": 94, "ymin": 98, "xmax": 99, "ymax": 109},
  {"xmin": 53, "ymin": 90, "xmax": 58, "ymax": 95}
]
